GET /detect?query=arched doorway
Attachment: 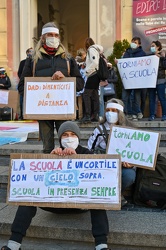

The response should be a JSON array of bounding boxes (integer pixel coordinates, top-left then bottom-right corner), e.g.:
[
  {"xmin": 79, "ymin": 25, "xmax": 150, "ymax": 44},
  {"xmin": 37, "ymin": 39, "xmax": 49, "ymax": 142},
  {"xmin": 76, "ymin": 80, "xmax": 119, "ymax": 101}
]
[{"xmin": 37, "ymin": 0, "xmax": 89, "ymax": 57}]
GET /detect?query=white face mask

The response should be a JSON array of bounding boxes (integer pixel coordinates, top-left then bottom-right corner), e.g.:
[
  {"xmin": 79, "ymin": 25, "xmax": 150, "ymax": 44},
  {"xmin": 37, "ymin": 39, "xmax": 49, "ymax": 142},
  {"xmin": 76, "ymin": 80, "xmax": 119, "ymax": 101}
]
[
  {"xmin": 105, "ymin": 111, "xmax": 118, "ymax": 124},
  {"xmin": 61, "ymin": 137, "xmax": 79, "ymax": 150},
  {"xmin": 130, "ymin": 42, "xmax": 137, "ymax": 49},
  {"xmin": 46, "ymin": 37, "xmax": 60, "ymax": 48}
]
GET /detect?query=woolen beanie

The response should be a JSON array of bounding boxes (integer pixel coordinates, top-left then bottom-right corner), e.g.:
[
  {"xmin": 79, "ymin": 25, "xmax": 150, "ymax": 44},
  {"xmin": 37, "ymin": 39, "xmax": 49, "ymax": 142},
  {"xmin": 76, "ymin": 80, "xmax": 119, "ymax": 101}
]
[{"xmin": 58, "ymin": 121, "xmax": 81, "ymax": 140}]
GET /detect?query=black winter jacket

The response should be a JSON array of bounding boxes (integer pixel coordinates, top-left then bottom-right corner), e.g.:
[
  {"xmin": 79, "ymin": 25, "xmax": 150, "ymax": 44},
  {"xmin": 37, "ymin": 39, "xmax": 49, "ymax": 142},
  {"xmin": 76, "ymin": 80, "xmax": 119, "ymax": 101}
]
[
  {"xmin": 123, "ymin": 46, "xmax": 146, "ymax": 58},
  {"xmin": 0, "ymin": 76, "xmax": 11, "ymax": 90},
  {"xmin": 107, "ymin": 67, "xmax": 118, "ymax": 84},
  {"xmin": 18, "ymin": 46, "xmax": 84, "ymax": 95},
  {"xmin": 76, "ymin": 145, "xmax": 93, "ymax": 154}
]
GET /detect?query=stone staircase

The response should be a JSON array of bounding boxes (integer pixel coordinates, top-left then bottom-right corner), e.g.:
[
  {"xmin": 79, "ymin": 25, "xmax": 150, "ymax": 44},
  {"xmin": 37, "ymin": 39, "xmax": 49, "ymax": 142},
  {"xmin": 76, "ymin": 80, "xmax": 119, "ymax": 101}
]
[{"xmin": 0, "ymin": 119, "xmax": 166, "ymax": 249}]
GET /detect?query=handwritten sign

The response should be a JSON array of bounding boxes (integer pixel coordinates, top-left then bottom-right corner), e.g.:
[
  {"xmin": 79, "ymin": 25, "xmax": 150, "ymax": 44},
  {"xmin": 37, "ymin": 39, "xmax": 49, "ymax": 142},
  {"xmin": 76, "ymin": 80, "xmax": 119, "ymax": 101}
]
[
  {"xmin": 7, "ymin": 153, "xmax": 121, "ymax": 210},
  {"xmin": 117, "ymin": 55, "xmax": 159, "ymax": 89},
  {"xmin": 107, "ymin": 125, "xmax": 160, "ymax": 170},
  {"xmin": 0, "ymin": 90, "xmax": 9, "ymax": 104},
  {"xmin": 24, "ymin": 77, "xmax": 76, "ymax": 120}
]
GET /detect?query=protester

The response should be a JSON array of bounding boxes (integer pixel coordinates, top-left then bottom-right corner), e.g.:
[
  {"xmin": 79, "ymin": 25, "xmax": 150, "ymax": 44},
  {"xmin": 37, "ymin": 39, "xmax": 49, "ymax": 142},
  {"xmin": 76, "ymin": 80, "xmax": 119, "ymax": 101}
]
[
  {"xmin": 75, "ymin": 48, "xmax": 87, "ymax": 120},
  {"xmin": 81, "ymin": 37, "xmax": 102, "ymax": 123},
  {"xmin": 17, "ymin": 22, "xmax": 84, "ymax": 153},
  {"xmin": 99, "ymin": 63, "xmax": 118, "ymax": 121},
  {"xmin": 1, "ymin": 121, "xmax": 111, "ymax": 250},
  {"xmin": 17, "ymin": 48, "xmax": 34, "ymax": 120},
  {"xmin": 0, "ymin": 67, "xmax": 11, "ymax": 90},
  {"xmin": 88, "ymin": 98, "xmax": 136, "ymax": 205},
  {"xmin": 122, "ymin": 37, "xmax": 146, "ymax": 121},
  {"xmin": 104, "ymin": 62, "xmax": 118, "ymax": 101},
  {"xmin": 17, "ymin": 48, "xmax": 33, "ymax": 79},
  {"xmin": 148, "ymin": 40, "xmax": 166, "ymax": 121}
]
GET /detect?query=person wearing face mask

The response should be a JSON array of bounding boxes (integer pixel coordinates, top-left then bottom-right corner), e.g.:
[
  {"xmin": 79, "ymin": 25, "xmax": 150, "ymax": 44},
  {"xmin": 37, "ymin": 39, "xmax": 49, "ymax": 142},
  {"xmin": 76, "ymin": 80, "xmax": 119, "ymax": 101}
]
[
  {"xmin": 17, "ymin": 21, "xmax": 84, "ymax": 152},
  {"xmin": 122, "ymin": 37, "xmax": 146, "ymax": 121},
  {"xmin": 17, "ymin": 48, "xmax": 34, "ymax": 120},
  {"xmin": 0, "ymin": 67, "xmax": 11, "ymax": 90},
  {"xmin": 1, "ymin": 121, "xmax": 111, "ymax": 250},
  {"xmin": 88, "ymin": 98, "xmax": 136, "ymax": 206},
  {"xmin": 148, "ymin": 40, "xmax": 166, "ymax": 121}
]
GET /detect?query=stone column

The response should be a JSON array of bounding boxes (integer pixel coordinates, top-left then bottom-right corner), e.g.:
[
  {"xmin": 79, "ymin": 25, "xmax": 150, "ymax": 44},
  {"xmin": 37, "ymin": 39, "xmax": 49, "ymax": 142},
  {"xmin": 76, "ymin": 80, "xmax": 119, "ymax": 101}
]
[
  {"xmin": 89, "ymin": 0, "xmax": 116, "ymax": 57},
  {"xmin": 19, "ymin": 0, "xmax": 37, "ymax": 60}
]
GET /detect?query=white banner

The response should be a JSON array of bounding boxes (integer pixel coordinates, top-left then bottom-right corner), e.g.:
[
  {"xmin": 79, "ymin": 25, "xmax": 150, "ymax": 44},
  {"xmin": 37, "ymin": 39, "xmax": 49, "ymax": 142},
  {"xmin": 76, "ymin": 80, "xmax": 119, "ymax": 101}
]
[
  {"xmin": 25, "ymin": 80, "xmax": 75, "ymax": 115},
  {"xmin": 107, "ymin": 125, "xmax": 160, "ymax": 169},
  {"xmin": 117, "ymin": 55, "xmax": 159, "ymax": 89},
  {"xmin": 8, "ymin": 155, "xmax": 121, "ymax": 210}
]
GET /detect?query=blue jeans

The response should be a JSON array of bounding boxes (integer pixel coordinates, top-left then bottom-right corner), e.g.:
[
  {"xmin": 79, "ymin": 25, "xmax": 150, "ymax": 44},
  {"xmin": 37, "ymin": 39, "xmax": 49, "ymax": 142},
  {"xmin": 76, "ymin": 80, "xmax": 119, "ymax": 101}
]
[
  {"xmin": 99, "ymin": 86, "xmax": 105, "ymax": 118},
  {"xmin": 149, "ymin": 83, "xmax": 166, "ymax": 117},
  {"xmin": 122, "ymin": 167, "xmax": 136, "ymax": 192},
  {"xmin": 122, "ymin": 88, "xmax": 142, "ymax": 115},
  {"xmin": 132, "ymin": 89, "xmax": 142, "ymax": 115},
  {"xmin": 122, "ymin": 88, "xmax": 132, "ymax": 115}
]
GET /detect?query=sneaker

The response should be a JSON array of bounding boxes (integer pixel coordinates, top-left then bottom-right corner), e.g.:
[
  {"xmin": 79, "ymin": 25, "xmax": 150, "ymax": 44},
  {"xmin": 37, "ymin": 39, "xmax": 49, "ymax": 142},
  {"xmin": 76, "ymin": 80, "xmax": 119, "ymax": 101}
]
[
  {"xmin": 1, "ymin": 247, "xmax": 21, "ymax": 250},
  {"xmin": 126, "ymin": 114, "xmax": 132, "ymax": 120},
  {"xmin": 148, "ymin": 115, "xmax": 155, "ymax": 121},
  {"xmin": 132, "ymin": 115, "xmax": 138, "ymax": 121},
  {"xmin": 99, "ymin": 116, "xmax": 103, "ymax": 122},
  {"xmin": 80, "ymin": 116, "xmax": 91, "ymax": 123},
  {"xmin": 137, "ymin": 112, "xmax": 143, "ymax": 119},
  {"xmin": 161, "ymin": 115, "xmax": 166, "ymax": 121}
]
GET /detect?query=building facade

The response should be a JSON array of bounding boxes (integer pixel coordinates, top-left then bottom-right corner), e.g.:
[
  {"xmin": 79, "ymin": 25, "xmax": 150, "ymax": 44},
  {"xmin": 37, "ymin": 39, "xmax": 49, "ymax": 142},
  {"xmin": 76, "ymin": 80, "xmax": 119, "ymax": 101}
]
[{"xmin": 0, "ymin": 0, "xmax": 133, "ymax": 88}]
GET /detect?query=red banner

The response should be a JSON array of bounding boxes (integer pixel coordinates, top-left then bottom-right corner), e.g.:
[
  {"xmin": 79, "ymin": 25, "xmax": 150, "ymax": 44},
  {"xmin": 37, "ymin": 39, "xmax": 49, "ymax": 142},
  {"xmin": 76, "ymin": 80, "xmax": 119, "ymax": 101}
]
[{"xmin": 133, "ymin": 0, "xmax": 166, "ymax": 17}]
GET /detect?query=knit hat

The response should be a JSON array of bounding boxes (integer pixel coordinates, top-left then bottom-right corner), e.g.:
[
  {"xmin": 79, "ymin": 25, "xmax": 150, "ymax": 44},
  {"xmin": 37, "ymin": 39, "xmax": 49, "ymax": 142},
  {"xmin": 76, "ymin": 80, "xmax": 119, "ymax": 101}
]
[{"xmin": 58, "ymin": 121, "xmax": 81, "ymax": 140}]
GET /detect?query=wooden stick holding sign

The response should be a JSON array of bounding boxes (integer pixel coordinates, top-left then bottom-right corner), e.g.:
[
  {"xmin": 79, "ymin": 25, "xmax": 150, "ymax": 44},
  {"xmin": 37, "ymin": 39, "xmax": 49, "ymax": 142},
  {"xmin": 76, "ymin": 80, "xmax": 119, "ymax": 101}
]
[
  {"xmin": 24, "ymin": 77, "xmax": 76, "ymax": 120},
  {"xmin": 106, "ymin": 125, "xmax": 161, "ymax": 170},
  {"xmin": 7, "ymin": 153, "xmax": 121, "ymax": 210}
]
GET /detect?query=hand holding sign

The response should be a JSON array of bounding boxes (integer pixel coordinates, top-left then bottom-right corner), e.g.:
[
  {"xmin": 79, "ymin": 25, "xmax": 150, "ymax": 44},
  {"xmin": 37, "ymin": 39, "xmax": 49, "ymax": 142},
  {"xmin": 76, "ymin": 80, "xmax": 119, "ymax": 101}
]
[{"xmin": 52, "ymin": 71, "xmax": 65, "ymax": 80}]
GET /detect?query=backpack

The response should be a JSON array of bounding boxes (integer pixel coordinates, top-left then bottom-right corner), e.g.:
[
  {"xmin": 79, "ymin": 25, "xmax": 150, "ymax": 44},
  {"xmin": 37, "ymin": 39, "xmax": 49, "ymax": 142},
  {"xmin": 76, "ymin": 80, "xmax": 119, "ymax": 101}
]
[
  {"xmin": 90, "ymin": 46, "xmax": 109, "ymax": 81},
  {"xmin": 91, "ymin": 124, "xmax": 108, "ymax": 154},
  {"xmin": 133, "ymin": 154, "xmax": 166, "ymax": 209}
]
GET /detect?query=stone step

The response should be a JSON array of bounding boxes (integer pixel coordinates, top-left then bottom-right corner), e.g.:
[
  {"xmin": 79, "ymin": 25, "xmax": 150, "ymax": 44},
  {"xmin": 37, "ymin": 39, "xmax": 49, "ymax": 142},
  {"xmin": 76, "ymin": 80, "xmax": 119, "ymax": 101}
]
[{"xmin": 0, "ymin": 201, "xmax": 166, "ymax": 249}]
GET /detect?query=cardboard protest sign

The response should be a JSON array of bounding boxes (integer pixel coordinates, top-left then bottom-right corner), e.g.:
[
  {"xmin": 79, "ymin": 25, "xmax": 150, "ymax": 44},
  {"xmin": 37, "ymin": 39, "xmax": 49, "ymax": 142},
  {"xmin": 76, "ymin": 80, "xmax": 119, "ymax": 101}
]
[
  {"xmin": 107, "ymin": 125, "xmax": 160, "ymax": 170},
  {"xmin": 7, "ymin": 153, "xmax": 121, "ymax": 210},
  {"xmin": 117, "ymin": 55, "xmax": 159, "ymax": 89},
  {"xmin": 24, "ymin": 77, "xmax": 76, "ymax": 120}
]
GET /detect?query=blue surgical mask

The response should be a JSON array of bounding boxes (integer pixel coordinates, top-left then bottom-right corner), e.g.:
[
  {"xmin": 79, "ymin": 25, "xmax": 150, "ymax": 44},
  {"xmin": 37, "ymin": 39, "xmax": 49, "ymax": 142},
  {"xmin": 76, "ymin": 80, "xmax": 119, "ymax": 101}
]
[
  {"xmin": 150, "ymin": 47, "xmax": 156, "ymax": 53},
  {"xmin": 130, "ymin": 43, "xmax": 137, "ymax": 49}
]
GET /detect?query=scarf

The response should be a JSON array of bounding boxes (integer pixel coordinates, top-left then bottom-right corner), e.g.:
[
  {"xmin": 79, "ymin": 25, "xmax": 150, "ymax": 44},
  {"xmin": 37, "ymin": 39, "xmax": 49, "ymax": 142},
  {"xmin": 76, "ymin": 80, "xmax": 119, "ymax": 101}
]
[{"xmin": 42, "ymin": 44, "xmax": 57, "ymax": 55}]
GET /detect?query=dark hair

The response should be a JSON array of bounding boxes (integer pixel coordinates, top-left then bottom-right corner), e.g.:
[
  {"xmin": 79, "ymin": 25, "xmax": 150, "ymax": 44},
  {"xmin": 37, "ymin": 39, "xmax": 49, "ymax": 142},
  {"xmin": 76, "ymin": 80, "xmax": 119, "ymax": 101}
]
[
  {"xmin": 132, "ymin": 36, "xmax": 141, "ymax": 45},
  {"xmin": 84, "ymin": 37, "xmax": 95, "ymax": 50},
  {"xmin": 151, "ymin": 40, "xmax": 162, "ymax": 51},
  {"xmin": 26, "ymin": 47, "xmax": 33, "ymax": 54}
]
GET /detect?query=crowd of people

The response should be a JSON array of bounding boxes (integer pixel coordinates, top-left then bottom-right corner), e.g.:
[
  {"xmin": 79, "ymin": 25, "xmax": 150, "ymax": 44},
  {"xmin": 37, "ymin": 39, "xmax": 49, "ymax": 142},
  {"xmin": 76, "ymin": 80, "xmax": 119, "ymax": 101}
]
[{"xmin": 1, "ymin": 21, "xmax": 166, "ymax": 250}]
